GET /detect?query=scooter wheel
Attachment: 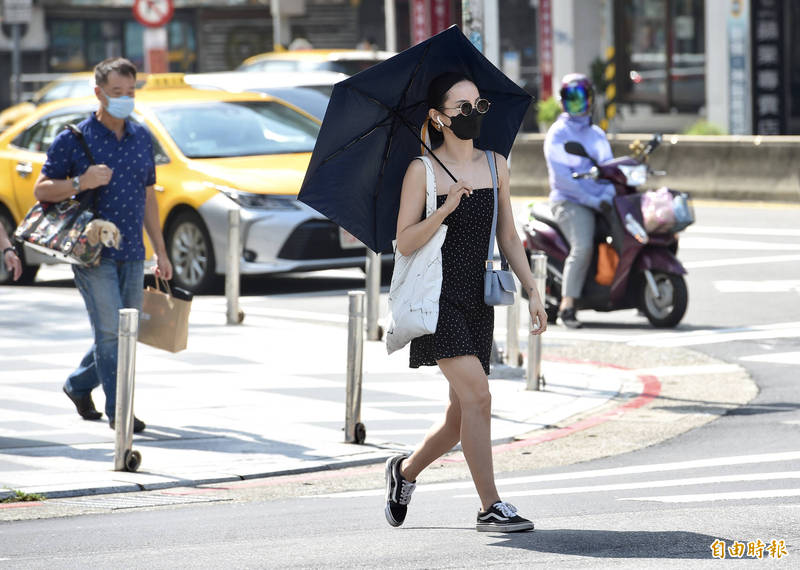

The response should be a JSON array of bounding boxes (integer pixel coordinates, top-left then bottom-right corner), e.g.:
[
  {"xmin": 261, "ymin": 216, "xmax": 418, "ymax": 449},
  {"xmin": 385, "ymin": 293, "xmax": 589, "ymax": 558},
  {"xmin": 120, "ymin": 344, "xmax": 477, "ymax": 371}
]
[
  {"xmin": 640, "ymin": 272, "xmax": 688, "ymax": 328},
  {"xmin": 124, "ymin": 450, "xmax": 142, "ymax": 472}
]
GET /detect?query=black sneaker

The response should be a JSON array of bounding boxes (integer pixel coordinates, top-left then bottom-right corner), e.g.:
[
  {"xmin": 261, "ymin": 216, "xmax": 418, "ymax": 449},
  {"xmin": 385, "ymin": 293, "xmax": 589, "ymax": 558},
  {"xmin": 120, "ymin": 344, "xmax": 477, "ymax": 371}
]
[
  {"xmin": 63, "ymin": 385, "xmax": 102, "ymax": 420},
  {"xmin": 558, "ymin": 308, "xmax": 583, "ymax": 329},
  {"xmin": 109, "ymin": 416, "xmax": 146, "ymax": 433},
  {"xmin": 384, "ymin": 454, "xmax": 416, "ymax": 527},
  {"xmin": 476, "ymin": 502, "xmax": 534, "ymax": 533}
]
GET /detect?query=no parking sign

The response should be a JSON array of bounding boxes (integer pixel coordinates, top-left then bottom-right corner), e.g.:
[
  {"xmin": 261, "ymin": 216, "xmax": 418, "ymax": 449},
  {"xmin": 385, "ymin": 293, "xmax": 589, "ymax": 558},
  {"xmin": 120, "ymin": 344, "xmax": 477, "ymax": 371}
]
[{"xmin": 132, "ymin": 0, "xmax": 174, "ymax": 29}]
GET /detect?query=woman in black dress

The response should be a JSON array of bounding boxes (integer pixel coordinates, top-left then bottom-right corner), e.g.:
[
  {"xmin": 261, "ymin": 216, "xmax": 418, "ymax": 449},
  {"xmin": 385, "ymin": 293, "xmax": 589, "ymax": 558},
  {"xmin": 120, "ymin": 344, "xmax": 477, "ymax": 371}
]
[{"xmin": 384, "ymin": 72, "xmax": 548, "ymax": 533}]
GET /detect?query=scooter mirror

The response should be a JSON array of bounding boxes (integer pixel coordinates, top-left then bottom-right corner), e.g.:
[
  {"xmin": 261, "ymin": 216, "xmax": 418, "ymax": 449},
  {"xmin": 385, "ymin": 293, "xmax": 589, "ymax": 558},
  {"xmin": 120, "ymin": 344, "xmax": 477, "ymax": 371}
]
[{"xmin": 564, "ymin": 141, "xmax": 590, "ymax": 158}]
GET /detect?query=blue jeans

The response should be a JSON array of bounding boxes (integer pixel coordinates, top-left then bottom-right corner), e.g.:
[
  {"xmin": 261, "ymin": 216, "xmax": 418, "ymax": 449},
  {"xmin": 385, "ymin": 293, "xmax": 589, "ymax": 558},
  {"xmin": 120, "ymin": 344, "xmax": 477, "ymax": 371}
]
[{"xmin": 66, "ymin": 258, "xmax": 144, "ymax": 419}]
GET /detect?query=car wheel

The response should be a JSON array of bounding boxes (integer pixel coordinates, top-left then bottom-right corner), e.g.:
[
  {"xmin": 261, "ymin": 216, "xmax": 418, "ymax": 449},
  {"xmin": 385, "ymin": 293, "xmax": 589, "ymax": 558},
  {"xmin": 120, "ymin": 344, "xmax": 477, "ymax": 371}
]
[
  {"xmin": 166, "ymin": 210, "xmax": 215, "ymax": 294},
  {"xmin": 0, "ymin": 209, "xmax": 39, "ymax": 285}
]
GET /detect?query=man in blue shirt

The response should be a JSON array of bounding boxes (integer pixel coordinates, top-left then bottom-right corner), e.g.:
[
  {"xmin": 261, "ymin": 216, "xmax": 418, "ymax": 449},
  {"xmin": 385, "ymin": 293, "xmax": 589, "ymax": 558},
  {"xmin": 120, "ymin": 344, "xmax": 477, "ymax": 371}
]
[
  {"xmin": 543, "ymin": 73, "xmax": 614, "ymax": 329},
  {"xmin": 33, "ymin": 57, "xmax": 173, "ymax": 433}
]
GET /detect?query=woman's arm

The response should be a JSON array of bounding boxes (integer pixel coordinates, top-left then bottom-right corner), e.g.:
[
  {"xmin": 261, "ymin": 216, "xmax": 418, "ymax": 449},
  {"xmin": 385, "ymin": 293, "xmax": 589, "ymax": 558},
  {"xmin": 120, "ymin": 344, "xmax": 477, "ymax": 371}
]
[
  {"xmin": 494, "ymin": 153, "xmax": 547, "ymax": 334},
  {"xmin": 395, "ymin": 158, "xmax": 471, "ymax": 257}
]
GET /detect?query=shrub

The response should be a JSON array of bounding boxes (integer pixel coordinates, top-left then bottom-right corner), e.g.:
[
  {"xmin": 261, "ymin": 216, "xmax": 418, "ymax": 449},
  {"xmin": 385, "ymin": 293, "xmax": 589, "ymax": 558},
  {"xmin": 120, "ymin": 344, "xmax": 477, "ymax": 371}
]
[
  {"xmin": 683, "ymin": 120, "xmax": 725, "ymax": 135},
  {"xmin": 536, "ymin": 96, "xmax": 561, "ymax": 130}
]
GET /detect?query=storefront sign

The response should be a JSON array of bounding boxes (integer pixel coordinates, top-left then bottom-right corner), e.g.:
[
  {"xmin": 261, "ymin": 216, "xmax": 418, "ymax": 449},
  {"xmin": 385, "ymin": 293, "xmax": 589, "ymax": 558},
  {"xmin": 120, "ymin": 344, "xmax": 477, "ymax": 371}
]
[
  {"xmin": 538, "ymin": 0, "xmax": 553, "ymax": 99},
  {"xmin": 727, "ymin": 0, "xmax": 750, "ymax": 135},
  {"xmin": 431, "ymin": 0, "xmax": 450, "ymax": 37},
  {"xmin": 411, "ymin": 0, "xmax": 428, "ymax": 45},
  {"xmin": 750, "ymin": 0, "xmax": 785, "ymax": 134}
]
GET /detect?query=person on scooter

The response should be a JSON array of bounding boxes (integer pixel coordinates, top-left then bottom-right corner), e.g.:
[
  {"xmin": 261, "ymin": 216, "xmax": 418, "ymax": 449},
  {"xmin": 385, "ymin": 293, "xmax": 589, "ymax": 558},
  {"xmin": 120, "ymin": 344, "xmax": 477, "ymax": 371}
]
[{"xmin": 543, "ymin": 73, "xmax": 615, "ymax": 328}]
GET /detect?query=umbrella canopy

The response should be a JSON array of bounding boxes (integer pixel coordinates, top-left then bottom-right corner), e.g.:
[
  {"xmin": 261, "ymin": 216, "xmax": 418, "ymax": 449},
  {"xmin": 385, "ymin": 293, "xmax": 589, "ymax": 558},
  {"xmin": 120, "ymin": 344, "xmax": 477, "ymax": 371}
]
[{"xmin": 297, "ymin": 25, "xmax": 532, "ymax": 253}]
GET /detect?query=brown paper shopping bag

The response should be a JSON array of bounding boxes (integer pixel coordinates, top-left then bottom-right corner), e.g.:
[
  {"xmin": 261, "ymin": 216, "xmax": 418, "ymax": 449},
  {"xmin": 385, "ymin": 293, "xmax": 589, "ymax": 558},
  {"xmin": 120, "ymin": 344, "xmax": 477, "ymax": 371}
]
[{"xmin": 138, "ymin": 278, "xmax": 192, "ymax": 352}]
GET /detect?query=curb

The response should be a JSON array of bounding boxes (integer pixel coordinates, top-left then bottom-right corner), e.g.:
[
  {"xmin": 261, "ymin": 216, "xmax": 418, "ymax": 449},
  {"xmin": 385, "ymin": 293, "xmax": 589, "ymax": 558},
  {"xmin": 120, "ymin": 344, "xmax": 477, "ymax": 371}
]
[{"xmin": 0, "ymin": 359, "xmax": 653, "ymax": 503}]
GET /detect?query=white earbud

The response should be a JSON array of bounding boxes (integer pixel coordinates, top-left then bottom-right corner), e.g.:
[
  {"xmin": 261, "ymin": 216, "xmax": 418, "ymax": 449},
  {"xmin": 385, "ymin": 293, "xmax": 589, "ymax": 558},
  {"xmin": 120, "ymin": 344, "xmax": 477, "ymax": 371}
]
[{"xmin": 436, "ymin": 116, "xmax": 444, "ymax": 129}]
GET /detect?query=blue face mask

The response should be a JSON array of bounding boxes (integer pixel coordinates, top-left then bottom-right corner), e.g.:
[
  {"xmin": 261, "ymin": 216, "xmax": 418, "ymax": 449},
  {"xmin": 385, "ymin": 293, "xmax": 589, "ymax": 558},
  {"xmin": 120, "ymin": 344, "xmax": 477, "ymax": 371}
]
[{"xmin": 100, "ymin": 88, "xmax": 135, "ymax": 119}]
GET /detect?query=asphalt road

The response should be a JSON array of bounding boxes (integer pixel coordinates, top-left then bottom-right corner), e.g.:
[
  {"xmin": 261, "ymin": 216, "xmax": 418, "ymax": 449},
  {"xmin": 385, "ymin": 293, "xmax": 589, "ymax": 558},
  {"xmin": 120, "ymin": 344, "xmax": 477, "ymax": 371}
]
[{"xmin": 1, "ymin": 201, "xmax": 798, "ymax": 568}]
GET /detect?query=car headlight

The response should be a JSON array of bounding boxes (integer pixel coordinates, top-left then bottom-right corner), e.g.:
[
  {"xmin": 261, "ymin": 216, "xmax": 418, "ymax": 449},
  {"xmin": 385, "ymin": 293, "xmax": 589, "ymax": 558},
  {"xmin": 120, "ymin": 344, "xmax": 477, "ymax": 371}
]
[{"xmin": 213, "ymin": 184, "xmax": 300, "ymax": 210}]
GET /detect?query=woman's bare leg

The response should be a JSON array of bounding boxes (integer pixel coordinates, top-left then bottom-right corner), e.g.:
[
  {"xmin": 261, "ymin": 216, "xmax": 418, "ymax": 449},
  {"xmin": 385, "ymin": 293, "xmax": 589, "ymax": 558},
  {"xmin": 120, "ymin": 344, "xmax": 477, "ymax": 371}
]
[
  {"xmin": 401, "ymin": 385, "xmax": 462, "ymax": 482},
  {"xmin": 436, "ymin": 355, "xmax": 500, "ymax": 510}
]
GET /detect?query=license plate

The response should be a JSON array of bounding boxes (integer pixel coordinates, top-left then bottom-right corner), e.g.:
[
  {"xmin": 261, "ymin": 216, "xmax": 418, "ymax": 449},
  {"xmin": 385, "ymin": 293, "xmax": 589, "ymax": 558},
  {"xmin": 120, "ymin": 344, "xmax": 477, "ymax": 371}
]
[{"xmin": 339, "ymin": 227, "xmax": 363, "ymax": 249}]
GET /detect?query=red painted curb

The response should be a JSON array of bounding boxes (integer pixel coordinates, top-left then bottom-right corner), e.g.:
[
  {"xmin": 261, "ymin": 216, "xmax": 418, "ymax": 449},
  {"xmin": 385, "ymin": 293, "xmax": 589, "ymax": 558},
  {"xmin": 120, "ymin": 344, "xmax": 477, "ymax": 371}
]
[
  {"xmin": 0, "ymin": 501, "xmax": 44, "ymax": 509},
  {"xmin": 491, "ymin": 357, "xmax": 661, "ymax": 455}
]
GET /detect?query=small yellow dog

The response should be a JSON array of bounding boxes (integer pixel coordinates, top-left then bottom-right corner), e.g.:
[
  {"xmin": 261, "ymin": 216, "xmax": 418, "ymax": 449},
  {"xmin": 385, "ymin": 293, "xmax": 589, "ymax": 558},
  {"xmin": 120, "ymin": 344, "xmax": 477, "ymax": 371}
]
[{"xmin": 84, "ymin": 219, "xmax": 121, "ymax": 249}]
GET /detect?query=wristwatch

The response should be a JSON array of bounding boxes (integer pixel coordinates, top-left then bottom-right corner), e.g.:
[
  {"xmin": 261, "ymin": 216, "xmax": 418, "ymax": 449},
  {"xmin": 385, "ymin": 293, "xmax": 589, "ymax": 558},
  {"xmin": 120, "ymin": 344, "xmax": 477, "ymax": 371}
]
[{"xmin": 71, "ymin": 175, "xmax": 81, "ymax": 193}]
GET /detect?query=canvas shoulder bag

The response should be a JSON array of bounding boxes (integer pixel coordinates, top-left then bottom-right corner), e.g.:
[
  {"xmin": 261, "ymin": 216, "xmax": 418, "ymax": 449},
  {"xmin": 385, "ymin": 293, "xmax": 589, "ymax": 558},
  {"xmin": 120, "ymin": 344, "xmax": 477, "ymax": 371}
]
[
  {"xmin": 484, "ymin": 150, "xmax": 517, "ymax": 306},
  {"xmin": 385, "ymin": 155, "xmax": 446, "ymax": 355},
  {"xmin": 13, "ymin": 124, "xmax": 104, "ymax": 266}
]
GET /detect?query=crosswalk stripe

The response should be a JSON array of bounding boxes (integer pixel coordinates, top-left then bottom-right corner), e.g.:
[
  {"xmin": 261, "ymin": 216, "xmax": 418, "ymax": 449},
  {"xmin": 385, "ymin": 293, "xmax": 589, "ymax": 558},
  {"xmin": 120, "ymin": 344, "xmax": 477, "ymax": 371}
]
[
  {"xmin": 314, "ymin": 451, "xmax": 800, "ymax": 499},
  {"xmin": 619, "ymin": 489, "xmax": 800, "ymax": 503},
  {"xmin": 683, "ymin": 254, "xmax": 800, "ymax": 270},
  {"xmin": 740, "ymin": 352, "xmax": 800, "ymax": 365},
  {"xmin": 452, "ymin": 471, "xmax": 800, "ymax": 499},
  {"xmin": 679, "ymin": 237, "xmax": 800, "ymax": 251},
  {"xmin": 687, "ymin": 226, "xmax": 800, "ymax": 237},
  {"xmin": 714, "ymin": 280, "xmax": 800, "ymax": 293},
  {"xmin": 628, "ymin": 322, "xmax": 800, "ymax": 348}
]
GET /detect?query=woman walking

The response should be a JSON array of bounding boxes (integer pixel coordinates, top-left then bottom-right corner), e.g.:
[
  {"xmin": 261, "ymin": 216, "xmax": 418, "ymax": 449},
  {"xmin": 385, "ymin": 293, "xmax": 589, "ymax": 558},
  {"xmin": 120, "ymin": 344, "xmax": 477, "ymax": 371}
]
[{"xmin": 385, "ymin": 72, "xmax": 548, "ymax": 532}]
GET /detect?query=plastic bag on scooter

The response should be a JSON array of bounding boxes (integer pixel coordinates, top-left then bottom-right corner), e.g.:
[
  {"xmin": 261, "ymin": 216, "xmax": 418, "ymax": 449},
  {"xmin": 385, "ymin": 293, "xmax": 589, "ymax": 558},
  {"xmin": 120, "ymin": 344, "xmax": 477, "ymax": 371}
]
[
  {"xmin": 641, "ymin": 187, "xmax": 676, "ymax": 233},
  {"xmin": 671, "ymin": 192, "xmax": 694, "ymax": 231}
]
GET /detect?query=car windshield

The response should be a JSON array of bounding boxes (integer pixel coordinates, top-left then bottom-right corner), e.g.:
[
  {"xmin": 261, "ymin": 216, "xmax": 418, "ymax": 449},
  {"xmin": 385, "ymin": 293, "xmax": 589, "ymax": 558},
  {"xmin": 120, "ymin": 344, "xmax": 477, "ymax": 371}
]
[
  {"xmin": 251, "ymin": 87, "xmax": 331, "ymax": 120},
  {"xmin": 153, "ymin": 100, "xmax": 320, "ymax": 158}
]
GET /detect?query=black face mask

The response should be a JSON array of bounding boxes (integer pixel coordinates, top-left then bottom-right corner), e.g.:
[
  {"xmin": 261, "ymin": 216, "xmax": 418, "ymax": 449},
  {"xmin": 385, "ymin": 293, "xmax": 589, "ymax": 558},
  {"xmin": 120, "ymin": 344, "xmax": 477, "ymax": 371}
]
[{"xmin": 447, "ymin": 111, "xmax": 483, "ymax": 140}]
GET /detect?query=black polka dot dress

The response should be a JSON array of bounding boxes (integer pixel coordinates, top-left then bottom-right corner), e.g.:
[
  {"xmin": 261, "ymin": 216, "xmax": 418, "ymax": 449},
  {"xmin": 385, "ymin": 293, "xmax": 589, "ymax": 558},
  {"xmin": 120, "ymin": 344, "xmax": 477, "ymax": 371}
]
[{"xmin": 409, "ymin": 186, "xmax": 495, "ymax": 375}]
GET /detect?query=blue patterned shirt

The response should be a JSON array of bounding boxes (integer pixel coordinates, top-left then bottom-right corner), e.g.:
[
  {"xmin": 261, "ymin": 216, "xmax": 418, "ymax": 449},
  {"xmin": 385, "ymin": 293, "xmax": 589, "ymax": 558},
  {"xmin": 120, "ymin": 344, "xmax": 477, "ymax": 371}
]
[{"xmin": 41, "ymin": 112, "xmax": 156, "ymax": 261}]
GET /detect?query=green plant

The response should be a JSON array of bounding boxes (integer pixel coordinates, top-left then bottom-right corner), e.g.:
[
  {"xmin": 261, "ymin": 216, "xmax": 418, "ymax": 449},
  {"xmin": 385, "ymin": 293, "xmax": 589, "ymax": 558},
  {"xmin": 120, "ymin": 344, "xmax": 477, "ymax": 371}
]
[
  {"xmin": 536, "ymin": 96, "xmax": 561, "ymax": 129},
  {"xmin": 1, "ymin": 489, "xmax": 46, "ymax": 503},
  {"xmin": 683, "ymin": 120, "xmax": 725, "ymax": 135}
]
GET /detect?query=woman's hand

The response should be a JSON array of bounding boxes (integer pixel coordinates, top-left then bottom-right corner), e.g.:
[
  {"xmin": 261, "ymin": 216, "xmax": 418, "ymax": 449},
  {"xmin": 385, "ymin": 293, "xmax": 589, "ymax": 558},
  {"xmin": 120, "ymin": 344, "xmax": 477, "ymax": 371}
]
[
  {"xmin": 440, "ymin": 179, "xmax": 473, "ymax": 215},
  {"xmin": 528, "ymin": 294, "xmax": 548, "ymax": 335}
]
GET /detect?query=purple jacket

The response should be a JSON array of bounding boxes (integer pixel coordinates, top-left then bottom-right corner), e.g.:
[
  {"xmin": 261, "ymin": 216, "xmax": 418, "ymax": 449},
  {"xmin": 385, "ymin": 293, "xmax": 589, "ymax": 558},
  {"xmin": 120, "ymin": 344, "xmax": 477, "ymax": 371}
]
[{"xmin": 544, "ymin": 113, "xmax": 615, "ymax": 210}]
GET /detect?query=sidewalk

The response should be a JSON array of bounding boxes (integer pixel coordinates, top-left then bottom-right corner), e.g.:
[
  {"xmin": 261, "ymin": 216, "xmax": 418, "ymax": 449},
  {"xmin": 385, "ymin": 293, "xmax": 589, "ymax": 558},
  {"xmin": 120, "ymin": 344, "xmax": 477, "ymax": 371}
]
[{"xmin": 0, "ymin": 284, "xmax": 642, "ymax": 499}]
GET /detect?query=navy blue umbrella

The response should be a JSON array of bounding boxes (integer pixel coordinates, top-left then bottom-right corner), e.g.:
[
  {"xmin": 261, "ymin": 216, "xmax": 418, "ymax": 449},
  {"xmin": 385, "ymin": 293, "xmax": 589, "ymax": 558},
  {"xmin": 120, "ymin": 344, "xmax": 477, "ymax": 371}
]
[{"xmin": 297, "ymin": 25, "xmax": 532, "ymax": 253}]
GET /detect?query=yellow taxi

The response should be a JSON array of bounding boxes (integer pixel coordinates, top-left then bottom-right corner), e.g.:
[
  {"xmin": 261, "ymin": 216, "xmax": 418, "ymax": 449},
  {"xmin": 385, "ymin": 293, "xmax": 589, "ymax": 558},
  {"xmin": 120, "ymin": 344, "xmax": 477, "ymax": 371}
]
[
  {"xmin": 0, "ymin": 74, "xmax": 374, "ymax": 291},
  {"xmin": 0, "ymin": 73, "xmax": 94, "ymax": 133},
  {"xmin": 237, "ymin": 48, "xmax": 393, "ymax": 75},
  {"xmin": 0, "ymin": 73, "xmax": 150, "ymax": 133}
]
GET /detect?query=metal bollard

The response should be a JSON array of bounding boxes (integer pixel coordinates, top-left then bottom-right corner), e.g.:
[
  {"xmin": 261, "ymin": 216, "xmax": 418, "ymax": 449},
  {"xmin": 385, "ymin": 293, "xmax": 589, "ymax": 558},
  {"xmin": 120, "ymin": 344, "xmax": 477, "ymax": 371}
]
[
  {"xmin": 506, "ymin": 276, "xmax": 522, "ymax": 367},
  {"xmin": 345, "ymin": 291, "xmax": 366, "ymax": 444},
  {"xmin": 226, "ymin": 209, "xmax": 244, "ymax": 324},
  {"xmin": 114, "ymin": 309, "xmax": 142, "ymax": 472},
  {"xmin": 365, "ymin": 250, "xmax": 382, "ymax": 341},
  {"xmin": 526, "ymin": 252, "xmax": 547, "ymax": 390}
]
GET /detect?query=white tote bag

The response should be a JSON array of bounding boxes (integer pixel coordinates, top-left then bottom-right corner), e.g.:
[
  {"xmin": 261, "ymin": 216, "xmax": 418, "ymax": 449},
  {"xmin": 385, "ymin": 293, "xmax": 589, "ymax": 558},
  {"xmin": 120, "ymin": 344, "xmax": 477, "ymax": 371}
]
[{"xmin": 385, "ymin": 156, "xmax": 446, "ymax": 355}]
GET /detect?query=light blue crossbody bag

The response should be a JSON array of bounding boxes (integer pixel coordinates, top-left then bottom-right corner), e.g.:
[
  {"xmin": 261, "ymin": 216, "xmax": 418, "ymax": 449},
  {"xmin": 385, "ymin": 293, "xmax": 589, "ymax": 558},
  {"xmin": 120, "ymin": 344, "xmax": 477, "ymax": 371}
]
[{"xmin": 483, "ymin": 151, "xmax": 516, "ymax": 306}]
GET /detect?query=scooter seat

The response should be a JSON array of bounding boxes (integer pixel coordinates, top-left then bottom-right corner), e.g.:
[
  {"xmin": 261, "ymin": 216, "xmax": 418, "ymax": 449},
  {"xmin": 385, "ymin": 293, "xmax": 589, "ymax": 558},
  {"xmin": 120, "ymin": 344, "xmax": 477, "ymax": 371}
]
[{"xmin": 531, "ymin": 202, "xmax": 570, "ymax": 246}]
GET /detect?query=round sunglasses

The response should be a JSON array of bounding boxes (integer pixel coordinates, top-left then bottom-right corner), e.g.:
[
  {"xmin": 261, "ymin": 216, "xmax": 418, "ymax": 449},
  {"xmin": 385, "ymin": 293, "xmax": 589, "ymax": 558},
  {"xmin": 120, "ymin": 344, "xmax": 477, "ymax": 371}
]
[{"xmin": 442, "ymin": 98, "xmax": 491, "ymax": 117}]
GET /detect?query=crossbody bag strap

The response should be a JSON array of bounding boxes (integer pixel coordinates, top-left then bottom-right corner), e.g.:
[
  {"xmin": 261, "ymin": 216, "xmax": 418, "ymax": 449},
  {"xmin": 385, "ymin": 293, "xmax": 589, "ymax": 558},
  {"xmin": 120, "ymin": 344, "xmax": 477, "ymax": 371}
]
[
  {"xmin": 64, "ymin": 124, "xmax": 100, "ymax": 211},
  {"xmin": 485, "ymin": 150, "xmax": 509, "ymax": 271},
  {"xmin": 417, "ymin": 155, "xmax": 437, "ymax": 218}
]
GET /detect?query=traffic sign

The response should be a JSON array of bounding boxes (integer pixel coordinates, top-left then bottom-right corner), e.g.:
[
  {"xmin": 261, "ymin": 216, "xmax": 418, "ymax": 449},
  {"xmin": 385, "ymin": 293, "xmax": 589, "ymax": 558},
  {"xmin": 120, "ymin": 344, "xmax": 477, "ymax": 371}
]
[
  {"xmin": 132, "ymin": 0, "xmax": 174, "ymax": 29},
  {"xmin": 2, "ymin": 0, "xmax": 32, "ymax": 25}
]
